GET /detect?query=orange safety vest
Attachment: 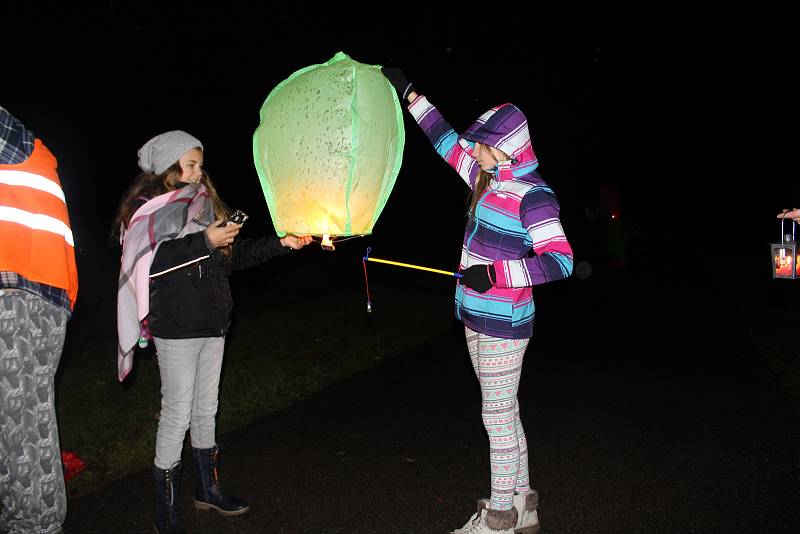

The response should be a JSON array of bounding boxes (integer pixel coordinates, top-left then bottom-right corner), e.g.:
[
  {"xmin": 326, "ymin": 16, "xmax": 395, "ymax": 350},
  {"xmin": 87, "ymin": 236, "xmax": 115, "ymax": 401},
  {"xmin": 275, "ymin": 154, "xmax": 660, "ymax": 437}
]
[{"xmin": 0, "ymin": 139, "xmax": 78, "ymax": 309}]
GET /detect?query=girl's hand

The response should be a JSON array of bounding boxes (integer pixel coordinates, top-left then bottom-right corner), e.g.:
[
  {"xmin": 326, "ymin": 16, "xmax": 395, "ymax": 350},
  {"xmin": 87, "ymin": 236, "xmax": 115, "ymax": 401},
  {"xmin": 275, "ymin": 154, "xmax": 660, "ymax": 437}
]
[
  {"xmin": 205, "ymin": 219, "xmax": 241, "ymax": 248},
  {"xmin": 280, "ymin": 234, "xmax": 313, "ymax": 250}
]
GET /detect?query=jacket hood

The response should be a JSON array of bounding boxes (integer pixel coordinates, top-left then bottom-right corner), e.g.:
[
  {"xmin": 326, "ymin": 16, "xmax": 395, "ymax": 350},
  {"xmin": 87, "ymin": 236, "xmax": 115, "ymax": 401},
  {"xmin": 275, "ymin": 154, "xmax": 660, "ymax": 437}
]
[{"xmin": 460, "ymin": 103, "xmax": 538, "ymax": 173}]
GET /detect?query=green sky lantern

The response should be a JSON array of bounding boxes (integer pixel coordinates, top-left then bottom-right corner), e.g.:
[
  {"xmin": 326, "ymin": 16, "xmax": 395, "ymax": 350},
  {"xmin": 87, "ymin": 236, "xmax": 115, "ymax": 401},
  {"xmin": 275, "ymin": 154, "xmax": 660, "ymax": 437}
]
[{"xmin": 253, "ymin": 52, "xmax": 405, "ymax": 248}]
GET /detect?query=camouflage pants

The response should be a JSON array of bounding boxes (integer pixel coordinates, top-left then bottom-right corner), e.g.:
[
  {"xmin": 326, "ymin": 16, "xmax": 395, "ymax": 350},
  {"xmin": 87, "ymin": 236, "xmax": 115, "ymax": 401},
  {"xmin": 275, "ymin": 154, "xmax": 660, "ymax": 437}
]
[{"xmin": 0, "ymin": 289, "xmax": 67, "ymax": 534}]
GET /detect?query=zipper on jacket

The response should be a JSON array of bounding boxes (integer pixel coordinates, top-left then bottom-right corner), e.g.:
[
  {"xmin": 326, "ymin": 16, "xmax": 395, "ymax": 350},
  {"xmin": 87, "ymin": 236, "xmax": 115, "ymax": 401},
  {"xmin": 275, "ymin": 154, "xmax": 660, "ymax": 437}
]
[{"xmin": 465, "ymin": 180, "xmax": 496, "ymax": 256}]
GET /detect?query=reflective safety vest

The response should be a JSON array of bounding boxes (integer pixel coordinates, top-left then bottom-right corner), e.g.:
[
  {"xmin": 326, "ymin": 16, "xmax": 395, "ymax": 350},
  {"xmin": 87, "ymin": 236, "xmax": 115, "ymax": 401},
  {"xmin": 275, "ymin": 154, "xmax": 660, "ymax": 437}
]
[{"xmin": 0, "ymin": 139, "xmax": 78, "ymax": 309}]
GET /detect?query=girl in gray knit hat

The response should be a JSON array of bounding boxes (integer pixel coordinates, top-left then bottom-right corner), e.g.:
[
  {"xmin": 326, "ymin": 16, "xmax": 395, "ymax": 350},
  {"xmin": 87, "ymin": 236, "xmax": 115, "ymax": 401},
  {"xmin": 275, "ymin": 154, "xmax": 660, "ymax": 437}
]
[{"xmin": 113, "ymin": 130, "xmax": 311, "ymax": 534}]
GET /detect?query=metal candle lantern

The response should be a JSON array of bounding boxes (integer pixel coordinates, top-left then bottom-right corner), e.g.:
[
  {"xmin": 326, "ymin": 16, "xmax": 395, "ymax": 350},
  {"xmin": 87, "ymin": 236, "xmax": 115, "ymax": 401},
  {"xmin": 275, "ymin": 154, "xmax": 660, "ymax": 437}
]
[{"xmin": 771, "ymin": 216, "xmax": 799, "ymax": 279}]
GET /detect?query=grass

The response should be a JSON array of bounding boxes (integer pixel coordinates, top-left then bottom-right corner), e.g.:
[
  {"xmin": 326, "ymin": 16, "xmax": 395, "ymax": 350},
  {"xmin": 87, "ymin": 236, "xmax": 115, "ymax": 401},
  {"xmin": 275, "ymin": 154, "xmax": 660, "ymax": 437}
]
[{"xmin": 55, "ymin": 245, "xmax": 455, "ymax": 498}]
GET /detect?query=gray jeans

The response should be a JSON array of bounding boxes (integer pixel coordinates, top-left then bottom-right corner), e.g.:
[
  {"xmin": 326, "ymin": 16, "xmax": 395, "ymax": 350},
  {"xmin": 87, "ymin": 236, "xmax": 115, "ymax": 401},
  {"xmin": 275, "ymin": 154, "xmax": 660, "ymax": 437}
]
[
  {"xmin": 153, "ymin": 336, "xmax": 224, "ymax": 469},
  {"xmin": 0, "ymin": 289, "xmax": 68, "ymax": 534}
]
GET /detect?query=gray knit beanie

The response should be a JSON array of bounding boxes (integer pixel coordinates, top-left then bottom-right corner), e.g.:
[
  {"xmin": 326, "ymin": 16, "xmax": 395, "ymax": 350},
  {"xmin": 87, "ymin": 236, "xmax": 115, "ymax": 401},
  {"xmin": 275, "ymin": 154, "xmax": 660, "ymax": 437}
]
[{"xmin": 137, "ymin": 130, "xmax": 204, "ymax": 175}]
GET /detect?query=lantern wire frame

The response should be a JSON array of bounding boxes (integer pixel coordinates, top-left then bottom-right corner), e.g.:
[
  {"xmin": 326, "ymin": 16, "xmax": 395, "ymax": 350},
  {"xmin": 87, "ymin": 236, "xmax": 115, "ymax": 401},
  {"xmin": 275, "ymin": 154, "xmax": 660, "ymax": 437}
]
[
  {"xmin": 308, "ymin": 233, "xmax": 364, "ymax": 251},
  {"xmin": 773, "ymin": 213, "xmax": 799, "ymax": 279}
]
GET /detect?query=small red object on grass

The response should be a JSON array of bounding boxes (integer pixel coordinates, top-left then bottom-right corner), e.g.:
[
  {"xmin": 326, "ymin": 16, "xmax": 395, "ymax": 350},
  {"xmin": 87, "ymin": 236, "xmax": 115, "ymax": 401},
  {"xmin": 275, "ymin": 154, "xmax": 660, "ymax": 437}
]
[{"xmin": 61, "ymin": 450, "xmax": 87, "ymax": 481}]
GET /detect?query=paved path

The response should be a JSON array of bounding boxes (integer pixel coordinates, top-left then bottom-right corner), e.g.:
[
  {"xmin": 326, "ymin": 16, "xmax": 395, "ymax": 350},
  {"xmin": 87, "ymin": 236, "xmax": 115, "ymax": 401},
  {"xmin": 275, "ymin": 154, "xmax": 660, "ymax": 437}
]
[{"xmin": 65, "ymin": 261, "xmax": 800, "ymax": 533}]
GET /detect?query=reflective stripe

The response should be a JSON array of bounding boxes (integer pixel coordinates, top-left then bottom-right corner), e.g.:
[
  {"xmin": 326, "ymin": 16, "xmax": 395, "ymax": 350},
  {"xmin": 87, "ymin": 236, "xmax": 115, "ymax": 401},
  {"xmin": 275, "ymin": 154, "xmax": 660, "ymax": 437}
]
[
  {"xmin": 0, "ymin": 170, "xmax": 66, "ymax": 203},
  {"xmin": 0, "ymin": 206, "xmax": 75, "ymax": 246},
  {"xmin": 149, "ymin": 255, "xmax": 210, "ymax": 278},
  {"xmin": 0, "ymin": 140, "xmax": 78, "ymax": 310}
]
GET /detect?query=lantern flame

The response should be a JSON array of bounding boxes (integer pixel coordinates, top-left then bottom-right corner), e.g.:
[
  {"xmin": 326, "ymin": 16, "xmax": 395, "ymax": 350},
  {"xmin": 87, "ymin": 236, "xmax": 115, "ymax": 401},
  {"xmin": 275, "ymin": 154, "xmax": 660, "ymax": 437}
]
[
  {"xmin": 321, "ymin": 234, "xmax": 335, "ymax": 251},
  {"xmin": 774, "ymin": 253, "xmax": 796, "ymax": 277}
]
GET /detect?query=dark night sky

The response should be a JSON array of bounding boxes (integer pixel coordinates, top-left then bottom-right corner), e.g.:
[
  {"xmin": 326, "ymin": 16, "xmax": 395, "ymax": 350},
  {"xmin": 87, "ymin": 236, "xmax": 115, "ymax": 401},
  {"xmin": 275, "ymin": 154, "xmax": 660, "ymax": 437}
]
[{"xmin": 3, "ymin": 5, "xmax": 794, "ymax": 275}]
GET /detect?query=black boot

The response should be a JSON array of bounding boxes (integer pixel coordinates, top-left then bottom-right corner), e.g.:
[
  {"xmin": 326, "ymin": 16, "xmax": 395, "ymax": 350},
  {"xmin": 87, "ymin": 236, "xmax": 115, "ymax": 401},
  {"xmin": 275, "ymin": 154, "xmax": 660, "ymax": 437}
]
[
  {"xmin": 191, "ymin": 445, "xmax": 250, "ymax": 516},
  {"xmin": 153, "ymin": 462, "xmax": 186, "ymax": 534}
]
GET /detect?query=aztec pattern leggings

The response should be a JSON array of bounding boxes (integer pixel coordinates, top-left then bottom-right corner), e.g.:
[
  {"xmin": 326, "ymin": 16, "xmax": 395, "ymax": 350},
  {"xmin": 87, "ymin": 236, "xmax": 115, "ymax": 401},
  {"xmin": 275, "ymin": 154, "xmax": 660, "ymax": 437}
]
[
  {"xmin": 0, "ymin": 289, "xmax": 68, "ymax": 534},
  {"xmin": 465, "ymin": 326, "xmax": 532, "ymax": 511}
]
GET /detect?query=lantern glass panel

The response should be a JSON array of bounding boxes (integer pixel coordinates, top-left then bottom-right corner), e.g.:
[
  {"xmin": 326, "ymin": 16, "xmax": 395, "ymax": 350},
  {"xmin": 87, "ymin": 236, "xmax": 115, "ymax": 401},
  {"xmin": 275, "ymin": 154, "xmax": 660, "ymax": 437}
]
[{"xmin": 771, "ymin": 241, "xmax": 799, "ymax": 279}]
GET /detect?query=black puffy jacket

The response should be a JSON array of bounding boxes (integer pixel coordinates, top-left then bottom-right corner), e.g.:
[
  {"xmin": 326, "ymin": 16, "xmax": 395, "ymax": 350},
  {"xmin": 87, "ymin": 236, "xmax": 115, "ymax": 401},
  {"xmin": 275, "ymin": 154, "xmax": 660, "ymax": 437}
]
[{"xmin": 147, "ymin": 231, "xmax": 289, "ymax": 339}]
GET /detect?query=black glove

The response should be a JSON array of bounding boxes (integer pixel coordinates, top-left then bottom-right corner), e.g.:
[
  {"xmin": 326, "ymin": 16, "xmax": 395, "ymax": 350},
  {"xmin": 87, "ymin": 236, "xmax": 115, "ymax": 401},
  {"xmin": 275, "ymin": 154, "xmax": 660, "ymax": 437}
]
[
  {"xmin": 459, "ymin": 264, "xmax": 496, "ymax": 293},
  {"xmin": 381, "ymin": 67, "xmax": 414, "ymax": 100}
]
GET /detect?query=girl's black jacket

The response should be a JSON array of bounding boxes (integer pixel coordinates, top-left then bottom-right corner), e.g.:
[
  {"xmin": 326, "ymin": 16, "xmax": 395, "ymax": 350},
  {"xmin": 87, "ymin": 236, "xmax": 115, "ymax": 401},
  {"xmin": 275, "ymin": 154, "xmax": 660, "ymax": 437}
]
[{"xmin": 147, "ymin": 231, "xmax": 289, "ymax": 338}]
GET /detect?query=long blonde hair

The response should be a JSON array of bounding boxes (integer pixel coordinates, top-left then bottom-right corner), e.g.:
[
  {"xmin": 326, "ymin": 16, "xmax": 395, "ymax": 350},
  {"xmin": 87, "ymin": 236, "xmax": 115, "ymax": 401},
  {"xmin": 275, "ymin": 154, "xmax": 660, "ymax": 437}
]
[{"xmin": 468, "ymin": 144, "xmax": 510, "ymax": 216}]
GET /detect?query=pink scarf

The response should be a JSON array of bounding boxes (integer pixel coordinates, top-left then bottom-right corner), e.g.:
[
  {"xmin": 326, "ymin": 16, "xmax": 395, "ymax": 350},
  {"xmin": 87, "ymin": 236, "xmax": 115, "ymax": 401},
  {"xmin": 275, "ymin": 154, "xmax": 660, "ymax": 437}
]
[{"xmin": 116, "ymin": 184, "xmax": 213, "ymax": 381}]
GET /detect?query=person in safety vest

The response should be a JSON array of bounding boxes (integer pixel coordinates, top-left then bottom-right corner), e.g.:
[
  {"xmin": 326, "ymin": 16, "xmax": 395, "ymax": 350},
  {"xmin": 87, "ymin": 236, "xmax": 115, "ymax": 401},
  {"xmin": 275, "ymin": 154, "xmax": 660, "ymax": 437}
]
[{"xmin": 0, "ymin": 105, "xmax": 78, "ymax": 534}]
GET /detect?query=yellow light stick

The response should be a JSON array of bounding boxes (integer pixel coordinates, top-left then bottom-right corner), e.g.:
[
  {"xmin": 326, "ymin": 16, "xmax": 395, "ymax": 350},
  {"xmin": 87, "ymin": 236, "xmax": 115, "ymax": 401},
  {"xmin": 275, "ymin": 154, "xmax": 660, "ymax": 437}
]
[
  {"xmin": 363, "ymin": 256, "xmax": 462, "ymax": 277},
  {"xmin": 361, "ymin": 248, "xmax": 462, "ymax": 314},
  {"xmin": 362, "ymin": 248, "xmax": 462, "ymax": 278}
]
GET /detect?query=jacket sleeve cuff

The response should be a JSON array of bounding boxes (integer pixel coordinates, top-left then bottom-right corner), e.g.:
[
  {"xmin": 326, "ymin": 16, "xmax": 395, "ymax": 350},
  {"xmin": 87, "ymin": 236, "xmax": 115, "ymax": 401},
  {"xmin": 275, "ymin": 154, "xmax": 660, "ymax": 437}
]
[
  {"xmin": 492, "ymin": 260, "xmax": 509, "ymax": 288},
  {"xmin": 273, "ymin": 236, "xmax": 292, "ymax": 256},
  {"xmin": 203, "ymin": 231, "xmax": 214, "ymax": 251},
  {"xmin": 407, "ymin": 94, "xmax": 427, "ymax": 118}
]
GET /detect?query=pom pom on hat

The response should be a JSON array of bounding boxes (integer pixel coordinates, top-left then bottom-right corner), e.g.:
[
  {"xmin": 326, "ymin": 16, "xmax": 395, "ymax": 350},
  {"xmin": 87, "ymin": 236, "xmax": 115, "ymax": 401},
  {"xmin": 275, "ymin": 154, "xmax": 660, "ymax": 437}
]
[{"xmin": 137, "ymin": 130, "xmax": 203, "ymax": 175}]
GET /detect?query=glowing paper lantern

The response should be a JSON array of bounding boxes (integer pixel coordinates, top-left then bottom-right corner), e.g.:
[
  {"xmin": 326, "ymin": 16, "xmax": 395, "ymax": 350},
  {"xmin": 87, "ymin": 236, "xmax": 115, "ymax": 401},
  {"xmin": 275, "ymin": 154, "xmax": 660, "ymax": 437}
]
[{"xmin": 253, "ymin": 52, "xmax": 404, "ymax": 243}]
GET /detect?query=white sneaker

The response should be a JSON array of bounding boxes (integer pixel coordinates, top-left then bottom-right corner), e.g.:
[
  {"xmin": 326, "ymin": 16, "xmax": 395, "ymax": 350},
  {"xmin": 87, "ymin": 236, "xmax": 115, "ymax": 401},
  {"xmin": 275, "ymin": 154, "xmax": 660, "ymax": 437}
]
[
  {"xmin": 451, "ymin": 507, "xmax": 517, "ymax": 534},
  {"xmin": 476, "ymin": 491, "xmax": 540, "ymax": 534}
]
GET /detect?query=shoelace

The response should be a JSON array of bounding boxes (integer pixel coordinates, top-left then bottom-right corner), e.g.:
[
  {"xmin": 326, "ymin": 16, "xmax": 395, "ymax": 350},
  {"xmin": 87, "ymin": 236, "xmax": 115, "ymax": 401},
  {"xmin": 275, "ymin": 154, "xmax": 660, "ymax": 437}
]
[{"xmin": 452, "ymin": 510, "xmax": 486, "ymax": 534}]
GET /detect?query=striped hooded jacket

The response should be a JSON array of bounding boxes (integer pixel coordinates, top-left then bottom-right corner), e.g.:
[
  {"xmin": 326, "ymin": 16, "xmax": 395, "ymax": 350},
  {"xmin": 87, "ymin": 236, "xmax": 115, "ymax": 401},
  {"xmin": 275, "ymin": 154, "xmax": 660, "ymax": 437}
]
[{"xmin": 408, "ymin": 95, "xmax": 573, "ymax": 339}]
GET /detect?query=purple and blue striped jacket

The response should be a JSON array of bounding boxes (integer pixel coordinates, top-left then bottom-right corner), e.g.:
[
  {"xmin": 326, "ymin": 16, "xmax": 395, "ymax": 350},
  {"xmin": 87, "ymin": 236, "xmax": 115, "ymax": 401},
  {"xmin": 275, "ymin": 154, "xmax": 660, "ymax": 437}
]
[{"xmin": 409, "ymin": 95, "xmax": 573, "ymax": 339}]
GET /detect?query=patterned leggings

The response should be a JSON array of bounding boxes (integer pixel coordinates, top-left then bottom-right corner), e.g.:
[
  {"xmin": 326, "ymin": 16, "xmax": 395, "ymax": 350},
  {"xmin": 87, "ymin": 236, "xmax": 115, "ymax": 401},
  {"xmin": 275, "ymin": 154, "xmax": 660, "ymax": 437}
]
[
  {"xmin": 0, "ymin": 289, "xmax": 68, "ymax": 534},
  {"xmin": 465, "ymin": 326, "xmax": 531, "ymax": 511}
]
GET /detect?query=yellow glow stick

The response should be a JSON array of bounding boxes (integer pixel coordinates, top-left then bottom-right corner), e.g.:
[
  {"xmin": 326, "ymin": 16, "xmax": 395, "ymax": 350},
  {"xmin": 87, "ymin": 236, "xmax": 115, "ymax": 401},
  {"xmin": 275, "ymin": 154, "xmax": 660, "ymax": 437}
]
[{"xmin": 363, "ymin": 256, "xmax": 462, "ymax": 278}]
